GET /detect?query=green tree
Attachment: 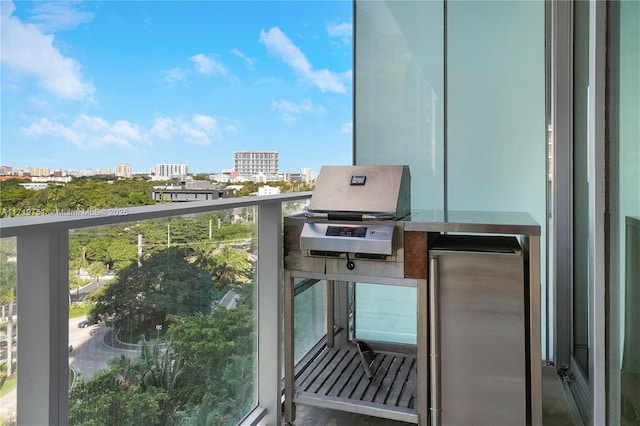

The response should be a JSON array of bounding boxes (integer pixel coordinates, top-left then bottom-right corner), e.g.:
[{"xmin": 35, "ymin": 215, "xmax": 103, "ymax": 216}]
[
  {"xmin": 211, "ymin": 245, "xmax": 252, "ymax": 288},
  {"xmin": 107, "ymin": 238, "xmax": 137, "ymax": 272},
  {"xmin": 85, "ymin": 236, "xmax": 113, "ymax": 267},
  {"xmin": 110, "ymin": 339, "xmax": 184, "ymax": 424},
  {"xmin": 69, "ymin": 368, "xmax": 162, "ymax": 426},
  {"xmin": 46, "ymin": 186, "xmax": 66, "ymax": 213},
  {"xmin": 168, "ymin": 306, "xmax": 256, "ymax": 425},
  {"xmin": 90, "ymin": 248, "xmax": 214, "ymax": 336},
  {"xmin": 175, "ymin": 354, "xmax": 255, "ymax": 426},
  {"xmin": 0, "ymin": 180, "xmax": 35, "ymax": 216},
  {"xmin": 87, "ymin": 261, "xmax": 107, "ymax": 285}
]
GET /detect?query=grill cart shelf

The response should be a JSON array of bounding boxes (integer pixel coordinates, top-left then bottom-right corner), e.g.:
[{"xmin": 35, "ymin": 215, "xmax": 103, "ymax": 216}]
[{"xmin": 294, "ymin": 343, "xmax": 418, "ymax": 422}]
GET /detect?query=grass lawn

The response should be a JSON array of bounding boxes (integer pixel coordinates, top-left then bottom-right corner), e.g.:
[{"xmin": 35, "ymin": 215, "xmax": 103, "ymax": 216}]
[
  {"xmin": 0, "ymin": 375, "xmax": 16, "ymax": 398},
  {"xmin": 69, "ymin": 301, "xmax": 94, "ymax": 319},
  {"xmin": 0, "ymin": 368, "xmax": 75, "ymax": 399}
]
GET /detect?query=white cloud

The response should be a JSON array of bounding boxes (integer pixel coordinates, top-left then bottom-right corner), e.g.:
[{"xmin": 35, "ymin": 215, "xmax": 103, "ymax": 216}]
[
  {"xmin": 192, "ymin": 114, "xmax": 218, "ymax": 132},
  {"xmin": 162, "ymin": 68, "xmax": 188, "ymax": 86},
  {"xmin": 230, "ymin": 48, "xmax": 255, "ymax": 69},
  {"xmin": 272, "ymin": 99, "xmax": 324, "ymax": 115},
  {"xmin": 327, "ymin": 22, "xmax": 352, "ymax": 40},
  {"xmin": 161, "ymin": 54, "xmax": 230, "ymax": 86},
  {"xmin": 259, "ymin": 27, "xmax": 347, "ymax": 94},
  {"xmin": 189, "ymin": 54, "xmax": 227, "ymax": 76},
  {"xmin": 341, "ymin": 121, "xmax": 353, "ymax": 134},
  {"xmin": 180, "ymin": 123, "xmax": 211, "ymax": 146},
  {"xmin": 150, "ymin": 117, "xmax": 177, "ymax": 139},
  {"xmin": 22, "ymin": 117, "xmax": 83, "ymax": 145},
  {"xmin": 112, "ymin": 120, "xmax": 142, "ymax": 142},
  {"xmin": 22, "ymin": 112, "xmax": 227, "ymax": 150},
  {"xmin": 27, "ymin": 1, "xmax": 94, "ymax": 33},
  {"xmin": 22, "ymin": 115, "xmax": 142, "ymax": 150},
  {"xmin": 0, "ymin": 0, "xmax": 94, "ymax": 100},
  {"xmin": 271, "ymin": 99, "xmax": 325, "ymax": 124}
]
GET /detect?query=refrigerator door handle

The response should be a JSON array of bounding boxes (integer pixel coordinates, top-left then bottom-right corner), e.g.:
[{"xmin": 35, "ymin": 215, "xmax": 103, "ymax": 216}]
[{"xmin": 429, "ymin": 257, "xmax": 441, "ymax": 426}]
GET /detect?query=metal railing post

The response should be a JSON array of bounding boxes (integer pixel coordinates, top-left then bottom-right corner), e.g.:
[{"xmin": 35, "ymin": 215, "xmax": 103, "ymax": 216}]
[
  {"xmin": 257, "ymin": 201, "xmax": 283, "ymax": 425},
  {"xmin": 16, "ymin": 231, "xmax": 69, "ymax": 425}
]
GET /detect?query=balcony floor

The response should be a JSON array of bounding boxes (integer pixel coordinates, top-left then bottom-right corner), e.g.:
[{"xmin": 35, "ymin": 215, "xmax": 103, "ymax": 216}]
[{"xmin": 288, "ymin": 365, "xmax": 578, "ymax": 425}]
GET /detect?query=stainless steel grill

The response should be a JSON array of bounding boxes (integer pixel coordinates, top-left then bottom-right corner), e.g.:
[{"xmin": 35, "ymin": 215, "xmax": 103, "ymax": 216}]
[
  {"xmin": 284, "ymin": 164, "xmax": 420, "ymax": 424},
  {"xmin": 300, "ymin": 165, "xmax": 410, "ymax": 260}
]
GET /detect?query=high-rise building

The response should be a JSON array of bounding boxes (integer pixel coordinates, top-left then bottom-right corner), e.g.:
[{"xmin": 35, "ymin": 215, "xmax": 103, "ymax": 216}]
[
  {"xmin": 155, "ymin": 163, "xmax": 189, "ymax": 178},
  {"xmin": 299, "ymin": 168, "xmax": 317, "ymax": 184},
  {"xmin": 234, "ymin": 151, "xmax": 278, "ymax": 177},
  {"xmin": 115, "ymin": 163, "xmax": 132, "ymax": 178},
  {"xmin": 28, "ymin": 167, "xmax": 50, "ymax": 177}
]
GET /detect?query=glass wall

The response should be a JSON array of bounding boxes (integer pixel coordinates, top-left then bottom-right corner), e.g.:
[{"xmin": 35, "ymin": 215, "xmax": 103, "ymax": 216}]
[
  {"xmin": 355, "ymin": 0, "xmax": 545, "ymax": 350},
  {"xmin": 446, "ymin": 1, "xmax": 545, "ymax": 220},
  {"xmin": 355, "ymin": 0, "xmax": 444, "ymax": 211},
  {"xmin": 608, "ymin": 1, "xmax": 640, "ymax": 424},
  {"xmin": 354, "ymin": 283, "xmax": 416, "ymax": 344}
]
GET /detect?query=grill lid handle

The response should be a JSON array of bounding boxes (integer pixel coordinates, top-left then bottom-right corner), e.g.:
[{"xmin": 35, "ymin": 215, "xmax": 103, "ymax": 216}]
[{"xmin": 305, "ymin": 211, "xmax": 396, "ymax": 221}]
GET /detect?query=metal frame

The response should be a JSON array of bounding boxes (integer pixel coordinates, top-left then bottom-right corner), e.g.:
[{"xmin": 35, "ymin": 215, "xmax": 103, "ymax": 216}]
[
  {"xmin": 16, "ymin": 232, "xmax": 69, "ymax": 425},
  {"xmin": 550, "ymin": 1, "xmax": 608, "ymax": 423},
  {"xmin": 550, "ymin": 0, "xmax": 574, "ymax": 371},
  {"xmin": 587, "ymin": 1, "xmax": 607, "ymax": 423},
  {"xmin": 257, "ymin": 201, "xmax": 284, "ymax": 425},
  {"xmin": 284, "ymin": 267, "xmax": 423, "ymax": 424}
]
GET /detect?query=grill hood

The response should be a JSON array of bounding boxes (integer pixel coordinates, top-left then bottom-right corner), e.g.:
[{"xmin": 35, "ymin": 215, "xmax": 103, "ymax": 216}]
[{"xmin": 306, "ymin": 165, "xmax": 411, "ymax": 221}]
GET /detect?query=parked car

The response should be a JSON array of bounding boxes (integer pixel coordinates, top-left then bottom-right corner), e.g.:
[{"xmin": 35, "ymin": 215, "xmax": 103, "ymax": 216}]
[{"xmin": 77, "ymin": 315, "xmax": 97, "ymax": 328}]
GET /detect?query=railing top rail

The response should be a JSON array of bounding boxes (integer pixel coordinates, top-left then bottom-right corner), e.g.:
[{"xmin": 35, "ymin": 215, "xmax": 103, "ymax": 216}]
[{"xmin": 0, "ymin": 192, "xmax": 312, "ymax": 237}]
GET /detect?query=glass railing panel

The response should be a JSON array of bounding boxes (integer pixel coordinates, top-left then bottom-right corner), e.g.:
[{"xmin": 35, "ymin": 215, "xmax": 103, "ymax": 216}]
[
  {"xmin": 294, "ymin": 279, "xmax": 327, "ymax": 364},
  {"xmin": 68, "ymin": 209, "xmax": 258, "ymax": 425},
  {"xmin": 354, "ymin": 282, "xmax": 416, "ymax": 345},
  {"xmin": 0, "ymin": 237, "xmax": 17, "ymax": 425},
  {"xmin": 283, "ymin": 198, "xmax": 310, "ymax": 219}
]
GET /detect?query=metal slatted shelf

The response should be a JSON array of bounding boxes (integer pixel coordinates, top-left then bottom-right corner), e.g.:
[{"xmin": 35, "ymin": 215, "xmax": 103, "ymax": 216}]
[{"xmin": 294, "ymin": 345, "xmax": 419, "ymax": 423}]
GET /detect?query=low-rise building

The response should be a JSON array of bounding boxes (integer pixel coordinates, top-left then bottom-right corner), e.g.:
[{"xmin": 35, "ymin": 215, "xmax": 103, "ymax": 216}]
[{"xmin": 148, "ymin": 181, "xmax": 235, "ymax": 202}]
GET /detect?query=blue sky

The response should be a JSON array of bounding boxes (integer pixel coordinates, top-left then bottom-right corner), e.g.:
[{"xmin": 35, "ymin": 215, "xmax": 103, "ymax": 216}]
[{"xmin": 0, "ymin": 0, "xmax": 353, "ymax": 174}]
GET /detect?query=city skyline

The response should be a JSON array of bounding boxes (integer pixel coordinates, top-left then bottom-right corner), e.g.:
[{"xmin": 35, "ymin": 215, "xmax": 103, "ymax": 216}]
[
  {"xmin": 1, "ymin": 151, "xmax": 316, "ymax": 177},
  {"xmin": 1, "ymin": 1, "xmax": 353, "ymax": 174}
]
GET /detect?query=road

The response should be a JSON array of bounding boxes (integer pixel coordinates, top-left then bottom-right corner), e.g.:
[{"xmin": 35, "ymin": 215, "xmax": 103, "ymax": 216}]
[
  {"xmin": 0, "ymin": 317, "xmax": 136, "ymax": 422},
  {"xmin": 70, "ymin": 274, "xmax": 115, "ymax": 302},
  {"xmin": 69, "ymin": 316, "xmax": 136, "ymax": 382}
]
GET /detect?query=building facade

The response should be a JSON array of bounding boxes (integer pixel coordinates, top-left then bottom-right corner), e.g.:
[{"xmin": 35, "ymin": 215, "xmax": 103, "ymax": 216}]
[
  {"xmin": 27, "ymin": 167, "xmax": 50, "ymax": 177},
  {"xmin": 155, "ymin": 163, "xmax": 189, "ymax": 179},
  {"xmin": 234, "ymin": 151, "xmax": 278, "ymax": 177},
  {"xmin": 115, "ymin": 163, "xmax": 132, "ymax": 178}
]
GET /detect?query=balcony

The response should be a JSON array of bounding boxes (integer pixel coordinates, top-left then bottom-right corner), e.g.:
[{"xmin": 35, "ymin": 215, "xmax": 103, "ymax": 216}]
[{"xmin": 0, "ymin": 194, "xmax": 576, "ymax": 425}]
